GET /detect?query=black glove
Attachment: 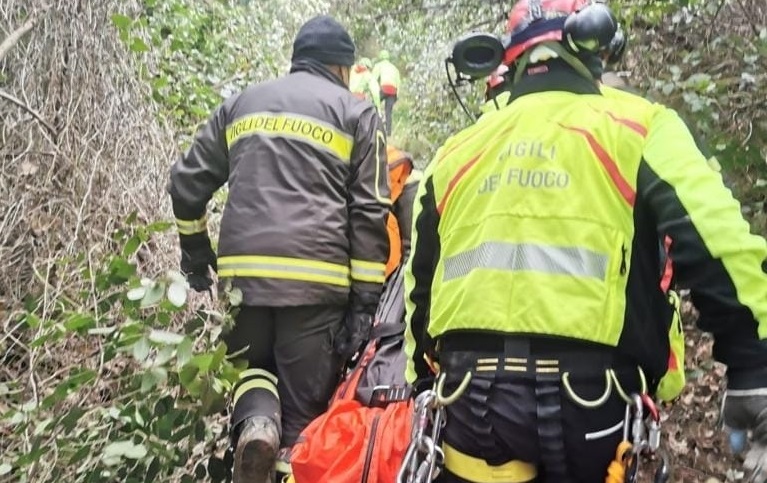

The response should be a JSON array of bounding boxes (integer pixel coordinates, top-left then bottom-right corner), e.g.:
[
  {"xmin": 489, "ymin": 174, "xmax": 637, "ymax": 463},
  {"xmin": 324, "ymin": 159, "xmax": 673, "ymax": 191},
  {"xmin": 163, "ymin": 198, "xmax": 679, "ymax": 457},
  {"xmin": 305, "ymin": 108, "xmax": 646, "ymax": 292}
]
[
  {"xmin": 334, "ymin": 292, "xmax": 379, "ymax": 362},
  {"xmin": 179, "ymin": 233, "xmax": 217, "ymax": 292},
  {"xmin": 723, "ymin": 387, "xmax": 767, "ymax": 481}
]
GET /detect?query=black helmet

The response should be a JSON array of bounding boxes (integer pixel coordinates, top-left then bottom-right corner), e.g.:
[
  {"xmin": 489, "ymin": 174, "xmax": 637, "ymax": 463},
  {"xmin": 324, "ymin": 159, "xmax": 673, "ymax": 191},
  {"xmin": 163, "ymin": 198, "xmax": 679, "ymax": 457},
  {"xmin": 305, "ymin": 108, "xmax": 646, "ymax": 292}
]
[{"xmin": 602, "ymin": 26, "xmax": 626, "ymax": 66}]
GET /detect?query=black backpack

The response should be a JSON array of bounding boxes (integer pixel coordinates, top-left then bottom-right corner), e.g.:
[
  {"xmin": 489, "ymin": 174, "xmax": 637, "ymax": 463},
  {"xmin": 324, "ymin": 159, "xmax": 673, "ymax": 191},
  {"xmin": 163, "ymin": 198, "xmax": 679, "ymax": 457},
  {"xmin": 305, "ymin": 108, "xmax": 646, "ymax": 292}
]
[{"xmin": 338, "ymin": 264, "xmax": 412, "ymax": 406}]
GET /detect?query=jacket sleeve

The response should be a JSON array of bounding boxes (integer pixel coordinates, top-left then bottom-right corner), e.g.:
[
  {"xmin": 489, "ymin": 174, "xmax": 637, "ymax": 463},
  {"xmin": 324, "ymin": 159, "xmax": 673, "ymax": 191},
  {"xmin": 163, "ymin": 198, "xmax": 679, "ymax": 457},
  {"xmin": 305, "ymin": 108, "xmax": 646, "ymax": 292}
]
[
  {"xmin": 404, "ymin": 164, "xmax": 440, "ymax": 385},
  {"xmin": 347, "ymin": 106, "xmax": 391, "ymax": 298},
  {"xmin": 639, "ymin": 106, "xmax": 767, "ymax": 390},
  {"xmin": 366, "ymin": 76, "xmax": 382, "ymax": 111},
  {"xmin": 616, "ymin": 83, "xmax": 720, "ymax": 172},
  {"xmin": 167, "ymin": 100, "xmax": 232, "ymax": 234},
  {"xmin": 392, "ymin": 169, "xmax": 422, "ymax": 261}
]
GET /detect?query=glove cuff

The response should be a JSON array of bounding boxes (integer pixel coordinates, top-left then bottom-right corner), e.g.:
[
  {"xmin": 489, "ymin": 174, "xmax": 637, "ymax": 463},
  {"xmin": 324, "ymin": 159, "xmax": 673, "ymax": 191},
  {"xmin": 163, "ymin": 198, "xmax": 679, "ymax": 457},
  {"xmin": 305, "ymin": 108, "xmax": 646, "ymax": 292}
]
[{"xmin": 728, "ymin": 367, "xmax": 767, "ymax": 390}]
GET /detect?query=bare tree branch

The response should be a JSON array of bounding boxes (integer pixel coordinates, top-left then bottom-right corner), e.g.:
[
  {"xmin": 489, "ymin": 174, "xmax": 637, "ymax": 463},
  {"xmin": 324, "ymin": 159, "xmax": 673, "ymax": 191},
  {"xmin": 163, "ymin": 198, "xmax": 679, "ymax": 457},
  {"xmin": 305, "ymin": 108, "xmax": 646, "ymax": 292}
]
[
  {"xmin": 0, "ymin": 89, "xmax": 58, "ymax": 141},
  {"xmin": 0, "ymin": 5, "xmax": 49, "ymax": 63}
]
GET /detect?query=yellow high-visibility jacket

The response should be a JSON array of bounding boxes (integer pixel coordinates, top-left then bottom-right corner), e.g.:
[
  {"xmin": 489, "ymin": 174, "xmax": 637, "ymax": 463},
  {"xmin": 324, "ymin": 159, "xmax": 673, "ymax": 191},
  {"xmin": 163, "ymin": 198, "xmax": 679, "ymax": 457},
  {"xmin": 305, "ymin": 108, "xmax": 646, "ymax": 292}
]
[{"xmin": 404, "ymin": 84, "xmax": 767, "ymax": 390}]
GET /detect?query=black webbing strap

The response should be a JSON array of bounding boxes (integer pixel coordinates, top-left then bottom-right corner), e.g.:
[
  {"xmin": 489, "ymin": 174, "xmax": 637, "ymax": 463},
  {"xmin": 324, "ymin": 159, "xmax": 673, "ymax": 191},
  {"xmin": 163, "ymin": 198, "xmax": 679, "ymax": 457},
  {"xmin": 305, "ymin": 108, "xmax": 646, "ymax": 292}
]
[
  {"xmin": 536, "ymin": 374, "xmax": 572, "ymax": 482},
  {"xmin": 359, "ymin": 384, "xmax": 414, "ymax": 407},
  {"xmin": 369, "ymin": 322, "xmax": 405, "ymax": 340}
]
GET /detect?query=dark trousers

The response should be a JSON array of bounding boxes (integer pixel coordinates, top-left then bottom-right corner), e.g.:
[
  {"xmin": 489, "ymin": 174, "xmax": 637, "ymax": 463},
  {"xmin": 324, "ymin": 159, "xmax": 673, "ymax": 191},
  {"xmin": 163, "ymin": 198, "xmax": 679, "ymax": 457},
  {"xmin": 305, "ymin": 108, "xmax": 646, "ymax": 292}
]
[
  {"xmin": 435, "ymin": 337, "xmax": 644, "ymax": 483},
  {"xmin": 224, "ymin": 305, "xmax": 346, "ymax": 448},
  {"xmin": 382, "ymin": 94, "xmax": 397, "ymax": 135}
]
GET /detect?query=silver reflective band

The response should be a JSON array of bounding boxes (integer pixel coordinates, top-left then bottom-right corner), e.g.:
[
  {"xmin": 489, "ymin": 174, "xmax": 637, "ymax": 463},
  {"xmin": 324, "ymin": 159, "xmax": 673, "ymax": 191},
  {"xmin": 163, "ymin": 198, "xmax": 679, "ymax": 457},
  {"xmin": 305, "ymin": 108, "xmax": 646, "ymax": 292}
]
[
  {"xmin": 443, "ymin": 242, "xmax": 609, "ymax": 281},
  {"xmin": 218, "ymin": 257, "xmax": 351, "ymax": 287},
  {"xmin": 350, "ymin": 260, "xmax": 386, "ymax": 283},
  {"xmin": 351, "ymin": 266, "xmax": 383, "ymax": 276}
]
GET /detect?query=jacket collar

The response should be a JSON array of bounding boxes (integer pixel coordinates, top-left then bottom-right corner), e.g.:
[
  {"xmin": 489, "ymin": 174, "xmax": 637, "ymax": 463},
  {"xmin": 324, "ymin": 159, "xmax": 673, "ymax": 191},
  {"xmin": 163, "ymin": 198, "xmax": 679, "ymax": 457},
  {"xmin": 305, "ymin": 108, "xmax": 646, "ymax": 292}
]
[
  {"xmin": 290, "ymin": 58, "xmax": 347, "ymax": 89},
  {"xmin": 510, "ymin": 59, "xmax": 601, "ymax": 102}
]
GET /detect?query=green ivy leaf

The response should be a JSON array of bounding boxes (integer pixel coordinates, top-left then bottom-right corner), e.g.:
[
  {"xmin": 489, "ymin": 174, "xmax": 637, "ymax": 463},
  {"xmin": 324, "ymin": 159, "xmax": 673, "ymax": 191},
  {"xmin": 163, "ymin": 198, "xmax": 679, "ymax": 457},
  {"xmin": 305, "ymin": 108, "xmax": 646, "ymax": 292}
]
[
  {"xmin": 148, "ymin": 329, "xmax": 184, "ymax": 345},
  {"xmin": 110, "ymin": 14, "xmax": 132, "ymax": 31},
  {"xmin": 179, "ymin": 364, "xmax": 200, "ymax": 390},
  {"xmin": 209, "ymin": 342, "xmax": 227, "ymax": 372},
  {"xmin": 0, "ymin": 463, "xmax": 12, "ymax": 476},
  {"xmin": 41, "ymin": 370, "xmax": 97, "ymax": 409},
  {"xmin": 126, "ymin": 286, "xmax": 146, "ymax": 301},
  {"xmin": 176, "ymin": 337, "xmax": 193, "ymax": 368},
  {"xmin": 146, "ymin": 220, "xmax": 173, "ymax": 233},
  {"xmin": 24, "ymin": 313, "xmax": 41, "ymax": 329},
  {"xmin": 102, "ymin": 440, "xmax": 148, "ymax": 460},
  {"xmin": 122, "ymin": 235, "xmax": 142, "ymax": 257},
  {"xmin": 141, "ymin": 282, "xmax": 165, "ymax": 308},
  {"xmin": 108, "ymin": 256, "xmax": 137, "ymax": 284},
  {"xmin": 167, "ymin": 280, "xmax": 188, "ymax": 307},
  {"xmin": 146, "ymin": 457, "xmax": 161, "ymax": 482},
  {"xmin": 60, "ymin": 406, "xmax": 86, "ymax": 432},
  {"xmin": 141, "ymin": 367, "xmax": 168, "ymax": 392},
  {"xmin": 88, "ymin": 326, "xmax": 117, "ymax": 336},
  {"xmin": 130, "ymin": 37, "xmax": 150, "ymax": 53},
  {"xmin": 68, "ymin": 445, "xmax": 89, "ymax": 465},
  {"xmin": 133, "ymin": 336, "xmax": 151, "ymax": 362},
  {"xmin": 227, "ymin": 287, "xmax": 243, "ymax": 307},
  {"xmin": 154, "ymin": 345, "xmax": 176, "ymax": 367},
  {"xmin": 190, "ymin": 353, "xmax": 213, "ymax": 374},
  {"xmin": 63, "ymin": 314, "xmax": 96, "ymax": 332}
]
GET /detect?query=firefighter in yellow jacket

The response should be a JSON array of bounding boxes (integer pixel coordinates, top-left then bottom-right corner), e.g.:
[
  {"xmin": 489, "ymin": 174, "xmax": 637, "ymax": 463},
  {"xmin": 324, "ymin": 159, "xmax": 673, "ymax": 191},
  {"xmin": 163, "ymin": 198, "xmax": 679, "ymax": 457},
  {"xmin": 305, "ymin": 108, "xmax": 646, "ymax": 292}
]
[
  {"xmin": 404, "ymin": 1, "xmax": 767, "ymax": 482},
  {"xmin": 372, "ymin": 50, "xmax": 402, "ymax": 135},
  {"xmin": 167, "ymin": 15, "xmax": 390, "ymax": 483}
]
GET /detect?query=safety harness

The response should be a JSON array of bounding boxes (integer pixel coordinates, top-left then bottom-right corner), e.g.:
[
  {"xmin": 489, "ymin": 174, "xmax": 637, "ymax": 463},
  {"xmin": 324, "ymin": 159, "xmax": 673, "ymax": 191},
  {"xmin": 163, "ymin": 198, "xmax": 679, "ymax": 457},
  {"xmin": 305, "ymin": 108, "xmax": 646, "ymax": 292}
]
[
  {"xmin": 397, "ymin": 372, "xmax": 471, "ymax": 483},
  {"xmin": 397, "ymin": 366, "xmax": 672, "ymax": 483}
]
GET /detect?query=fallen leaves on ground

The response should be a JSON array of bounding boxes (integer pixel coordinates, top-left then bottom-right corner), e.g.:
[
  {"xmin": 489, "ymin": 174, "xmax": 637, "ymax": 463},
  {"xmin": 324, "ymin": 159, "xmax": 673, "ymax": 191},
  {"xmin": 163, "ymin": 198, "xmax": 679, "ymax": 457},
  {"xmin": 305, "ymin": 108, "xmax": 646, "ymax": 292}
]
[{"xmin": 636, "ymin": 299, "xmax": 744, "ymax": 482}]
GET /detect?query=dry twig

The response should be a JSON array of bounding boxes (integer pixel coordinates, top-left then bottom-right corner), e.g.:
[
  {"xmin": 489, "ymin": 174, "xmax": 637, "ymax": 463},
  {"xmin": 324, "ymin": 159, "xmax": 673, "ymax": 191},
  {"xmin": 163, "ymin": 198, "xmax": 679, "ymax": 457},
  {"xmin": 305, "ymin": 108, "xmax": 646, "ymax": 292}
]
[
  {"xmin": 0, "ymin": 89, "xmax": 58, "ymax": 140},
  {"xmin": 0, "ymin": 5, "xmax": 49, "ymax": 62}
]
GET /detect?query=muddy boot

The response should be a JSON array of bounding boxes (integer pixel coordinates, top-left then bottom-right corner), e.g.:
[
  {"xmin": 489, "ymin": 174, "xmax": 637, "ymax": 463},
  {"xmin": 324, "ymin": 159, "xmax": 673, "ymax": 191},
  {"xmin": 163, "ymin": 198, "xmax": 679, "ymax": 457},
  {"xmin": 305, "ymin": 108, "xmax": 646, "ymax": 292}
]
[{"xmin": 233, "ymin": 416, "xmax": 280, "ymax": 483}]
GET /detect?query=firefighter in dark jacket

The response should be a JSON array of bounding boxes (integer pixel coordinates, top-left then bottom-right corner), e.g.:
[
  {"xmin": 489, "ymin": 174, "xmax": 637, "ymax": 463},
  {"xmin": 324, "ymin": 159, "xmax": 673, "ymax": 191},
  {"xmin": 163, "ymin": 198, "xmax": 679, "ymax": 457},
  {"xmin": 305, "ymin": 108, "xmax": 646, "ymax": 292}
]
[
  {"xmin": 405, "ymin": 1, "xmax": 767, "ymax": 482},
  {"xmin": 167, "ymin": 15, "xmax": 390, "ymax": 483}
]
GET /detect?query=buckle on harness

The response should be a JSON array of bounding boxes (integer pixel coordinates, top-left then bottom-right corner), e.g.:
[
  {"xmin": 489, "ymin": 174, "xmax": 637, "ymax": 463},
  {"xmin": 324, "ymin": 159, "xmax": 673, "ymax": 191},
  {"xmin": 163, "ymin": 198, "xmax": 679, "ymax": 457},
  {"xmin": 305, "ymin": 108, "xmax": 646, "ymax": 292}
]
[{"xmin": 370, "ymin": 385, "xmax": 414, "ymax": 406}]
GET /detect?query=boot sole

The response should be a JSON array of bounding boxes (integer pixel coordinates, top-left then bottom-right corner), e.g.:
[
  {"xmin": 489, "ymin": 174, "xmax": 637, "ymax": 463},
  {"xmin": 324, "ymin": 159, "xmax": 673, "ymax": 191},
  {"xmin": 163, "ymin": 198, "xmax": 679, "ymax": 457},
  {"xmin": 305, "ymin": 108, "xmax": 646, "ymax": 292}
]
[{"xmin": 234, "ymin": 439, "xmax": 277, "ymax": 483}]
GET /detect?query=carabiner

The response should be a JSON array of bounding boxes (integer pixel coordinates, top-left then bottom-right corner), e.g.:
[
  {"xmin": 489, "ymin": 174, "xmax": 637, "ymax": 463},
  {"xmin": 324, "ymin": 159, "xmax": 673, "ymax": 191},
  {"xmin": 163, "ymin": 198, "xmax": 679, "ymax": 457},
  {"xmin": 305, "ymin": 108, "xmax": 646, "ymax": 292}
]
[
  {"xmin": 630, "ymin": 393, "xmax": 645, "ymax": 449},
  {"xmin": 653, "ymin": 449, "xmax": 671, "ymax": 483}
]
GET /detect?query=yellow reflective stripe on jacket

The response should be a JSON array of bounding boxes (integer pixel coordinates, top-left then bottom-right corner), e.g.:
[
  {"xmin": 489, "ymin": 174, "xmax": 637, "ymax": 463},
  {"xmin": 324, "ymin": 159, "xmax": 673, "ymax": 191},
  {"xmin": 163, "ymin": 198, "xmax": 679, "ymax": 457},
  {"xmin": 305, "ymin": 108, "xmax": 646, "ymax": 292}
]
[
  {"xmin": 422, "ymin": 91, "xmax": 649, "ymax": 347},
  {"xmin": 176, "ymin": 215, "xmax": 208, "ymax": 235},
  {"xmin": 350, "ymin": 259, "xmax": 386, "ymax": 283},
  {"xmin": 443, "ymin": 242, "xmax": 609, "ymax": 282},
  {"xmin": 225, "ymin": 112, "xmax": 354, "ymax": 163},
  {"xmin": 443, "ymin": 442, "xmax": 537, "ymax": 483},
  {"xmin": 218, "ymin": 255, "xmax": 351, "ymax": 287}
]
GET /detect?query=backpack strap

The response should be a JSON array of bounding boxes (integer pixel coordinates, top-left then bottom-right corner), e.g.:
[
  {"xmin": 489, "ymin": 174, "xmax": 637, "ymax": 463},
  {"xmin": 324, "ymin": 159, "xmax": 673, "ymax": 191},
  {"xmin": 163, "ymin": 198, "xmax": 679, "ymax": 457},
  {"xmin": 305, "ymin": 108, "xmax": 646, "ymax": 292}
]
[
  {"xmin": 369, "ymin": 322, "xmax": 405, "ymax": 340},
  {"xmin": 358, "ymin": 384, "xmax": 414, "ymax": 407},
  {"xmin": 345, "ymin": 324, "xmax": 408, "ymax": 406}
]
